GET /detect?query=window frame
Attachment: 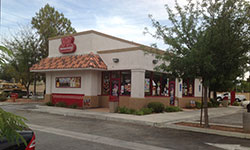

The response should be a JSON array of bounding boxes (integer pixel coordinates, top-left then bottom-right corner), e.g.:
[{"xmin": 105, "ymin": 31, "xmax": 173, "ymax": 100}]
[{"xmin": 55, "ymin": 77, "xmax": 81, "ymax": 88}]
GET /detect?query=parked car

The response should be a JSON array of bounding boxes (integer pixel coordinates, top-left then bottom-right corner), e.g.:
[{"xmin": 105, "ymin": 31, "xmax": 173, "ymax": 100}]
[
  {"xmin": 216, "ymin": 92, "xmax": 246, "ymax": 102},
  {"xmin": 242, "ymin": 100, "xmax": 250, "ymax": 108},
  {"xmin": 0, "ymin": 130, "xmax": 35, "ymax": 150}
]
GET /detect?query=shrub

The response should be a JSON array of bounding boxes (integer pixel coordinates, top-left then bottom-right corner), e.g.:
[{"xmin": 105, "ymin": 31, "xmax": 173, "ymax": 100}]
[
  {"xmin": 207, "ymin": 101, "xmax": 213, "ymax": 108},
  {"xmin": 0, "ymin": 93, "xmax": 7, "ymax": 102},
  {"xmin": 232, "ymin": 101, "xmax": 240, "ymax": 106},
  {"xmin": 45, "ymin": 101, "xmax": 54, "ymax": 106},
  {"xmin": 165, "ymin": 106, "xmax": 182, "ymax": 112},
  {"xmin": 141, "ymin": 108, "xmax": 153, "ymax": 115},
  {"xmin": 118, "ymin": 107, "xmax": 153, "ymax": 115},
  {"xmin": 147, "ymin": 102, "xmax": 165, "ymax": 113},
  {"xmin": 69, "ymin": 103, "xmax": 78, "ymax": 109},
  {"xmin": 195, "ymin": 101, "xmax": 201, "ymax": 109},
  {"xmin": 118, "ymin": 107, "xmax": 131, "ymax": 114},
  {"xmin": 210, "ymin": 99, "xmax": 220, "ymax": 107},
  {"xmin": 135, "ymin": 110, "xmax": 144, "ymax": 115},
  {"xmin": 55, "ymin": 101, "xmax": 67, "ymax": 107}
]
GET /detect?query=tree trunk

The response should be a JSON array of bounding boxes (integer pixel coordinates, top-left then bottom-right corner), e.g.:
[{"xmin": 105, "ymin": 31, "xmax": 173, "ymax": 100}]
[
  {"xmin": 203, "ymin": 86, "xmax": 209, "ymax": 128},
  {"xmin": 200, "ymin": 84, "xmax": 204, "ymax": 126},
  {"xmin": 213, "ymin": 91, "xmax": 217, "ymax": 100},
  {"xmin": 34, "ymin": 74, "xmax": 36, "ymax": 96}
]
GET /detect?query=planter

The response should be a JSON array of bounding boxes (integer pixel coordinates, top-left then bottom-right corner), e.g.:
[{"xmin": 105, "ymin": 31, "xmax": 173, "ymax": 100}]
[
  {"xmin": 243, "ymin": 112, "xmax": 250, "ymax": 133},
  {"xmin": 109, "ymin": 101, "xmax": 118, "ymax": 113},
  {"xmin": 222, "ymin": 100, "xmax": 229, "ymax": 107}
]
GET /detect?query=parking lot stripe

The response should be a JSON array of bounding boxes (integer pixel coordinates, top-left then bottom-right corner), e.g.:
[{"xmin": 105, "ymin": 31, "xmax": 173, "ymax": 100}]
[{"xmin": 28, "ymin": 124, "xmax": 171, "ymax": 150}]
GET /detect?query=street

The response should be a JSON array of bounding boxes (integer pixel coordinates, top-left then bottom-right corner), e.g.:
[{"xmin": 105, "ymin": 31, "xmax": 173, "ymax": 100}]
[{"xmin": 2, "ymin": 104, "xmax": 250, "ymax": 150}]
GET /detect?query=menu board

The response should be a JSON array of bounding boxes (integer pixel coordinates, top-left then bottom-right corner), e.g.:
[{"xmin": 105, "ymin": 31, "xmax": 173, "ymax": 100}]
[{"xmin": 56, "ymin": 77, "xmax": 81, "ymax": 88}]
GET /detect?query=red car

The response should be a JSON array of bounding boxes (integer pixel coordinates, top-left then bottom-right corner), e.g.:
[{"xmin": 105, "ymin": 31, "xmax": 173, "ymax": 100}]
[{"xmin": 0, "ymin": 130, "xmax": 35, "ymax": 150}]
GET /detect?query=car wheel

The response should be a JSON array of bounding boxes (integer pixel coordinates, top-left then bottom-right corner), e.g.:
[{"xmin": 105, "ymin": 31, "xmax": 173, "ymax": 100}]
[{"xmin": 217, "ymin": 97, "xmax": 222, "ymax": 101}]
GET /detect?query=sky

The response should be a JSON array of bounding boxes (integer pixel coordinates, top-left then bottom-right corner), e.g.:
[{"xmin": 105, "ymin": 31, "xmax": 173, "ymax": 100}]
[
  {"xmin": 0, "ymin": 0, "xmax": 249, "ymax": 79},
  {"xmin": 0, "ymin": 0, "xmax": 185, "ymax": 50}
]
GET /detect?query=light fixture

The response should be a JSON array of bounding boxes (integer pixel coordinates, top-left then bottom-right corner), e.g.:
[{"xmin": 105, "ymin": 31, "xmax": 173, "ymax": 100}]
[
  {"xmin": 152, "ymin": 59, "xmax": 158, "ymax": 64},
  {"xmin": 113, "ymin": 58, "xmax": 119, "ymax": 63}
]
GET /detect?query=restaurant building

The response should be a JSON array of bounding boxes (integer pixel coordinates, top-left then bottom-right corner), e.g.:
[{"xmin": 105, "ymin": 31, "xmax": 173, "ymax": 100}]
[{"xmin": 31, "ymin": 30, "xmax": 203, "ymax": 111}]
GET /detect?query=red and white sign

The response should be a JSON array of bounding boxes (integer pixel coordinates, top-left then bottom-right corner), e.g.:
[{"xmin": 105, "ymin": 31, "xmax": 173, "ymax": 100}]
[{"xmin": 59, "ymin": 36, "xmax": 76, "ymax": 53}]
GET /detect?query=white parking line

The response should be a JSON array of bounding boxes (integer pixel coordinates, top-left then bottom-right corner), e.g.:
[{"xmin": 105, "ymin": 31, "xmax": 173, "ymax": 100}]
[{"xmin": 28, "ymin": 124, "xmax": 171, "ymax": 150}]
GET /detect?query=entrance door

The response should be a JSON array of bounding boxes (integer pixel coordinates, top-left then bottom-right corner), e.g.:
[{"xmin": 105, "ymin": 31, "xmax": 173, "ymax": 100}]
[
  {"xmin": 109, "ymin": 79, "xmax": 120, "ymax": 102},
  {"xmin": 169, "ymin": 81, "xmax": 175, "ymax": 105}
]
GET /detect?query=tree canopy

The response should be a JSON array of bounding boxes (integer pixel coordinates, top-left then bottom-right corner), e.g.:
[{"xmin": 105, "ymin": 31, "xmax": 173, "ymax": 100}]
[
  {"xmin": 148, "ymin": 0, "xmax": 250, "ymax": 127},
  {"xmin": 31, "ymin": 4, "xmax": 76, "ymax": 58},
  {"xmin": 3, "ymin": 27, "xmax": 40, "ymax": 97}
]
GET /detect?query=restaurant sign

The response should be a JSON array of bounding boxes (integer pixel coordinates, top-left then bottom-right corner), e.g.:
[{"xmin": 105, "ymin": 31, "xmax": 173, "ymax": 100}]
[{"xmin": 59, "ymin": 36, "xmax": 76, "ymax": 53}]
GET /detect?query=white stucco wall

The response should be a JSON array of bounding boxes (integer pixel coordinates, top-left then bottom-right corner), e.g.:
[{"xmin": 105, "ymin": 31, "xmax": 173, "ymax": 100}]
[
  {"xmin": 45, "ymin": 72, "xmax": 52, "ymax": 94},
  {"xmin": 194, "ymin": 78, "xmax": 202, "ymax": 97},
  {"xmin": 48, "ymin": 70, "xmax": 101, "ymax": 96},
  {"xmin": 100, "ymin": 50, "xmax": 167, "ymax": 71},
  {"xmin": 48, "ymin": 33, "xmax": 136, "ymax": 57}
]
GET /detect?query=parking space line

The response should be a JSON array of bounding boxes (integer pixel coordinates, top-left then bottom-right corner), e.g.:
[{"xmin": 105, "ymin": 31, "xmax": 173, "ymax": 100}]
[{"xmin": 28, "ymin": 124, "xmax": 171, "ymax": 150}]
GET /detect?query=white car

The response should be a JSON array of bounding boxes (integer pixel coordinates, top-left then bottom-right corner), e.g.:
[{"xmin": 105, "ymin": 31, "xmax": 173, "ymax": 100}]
[
  {"xmin": 242, "ymin": 100, "xmax": 250, "ymax": 108},
  {"xmin": 217, "ymin": 92, "xmax": 246, "ymax": 102}
]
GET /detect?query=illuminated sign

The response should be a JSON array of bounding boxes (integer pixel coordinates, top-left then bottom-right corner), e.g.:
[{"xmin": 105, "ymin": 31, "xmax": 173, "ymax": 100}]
[{"xmin": 59, "ymin": 36, "xmax": 76, "ymax": 53}]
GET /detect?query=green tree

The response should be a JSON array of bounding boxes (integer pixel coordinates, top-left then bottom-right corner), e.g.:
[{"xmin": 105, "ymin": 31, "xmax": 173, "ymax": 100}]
[
  {"xmin": 148, "ymin": 0, "xmax": 249, "ymax": 127},
  {"xmin": 31, "ymin": 4, "xmax": 76, "ymax": 58},
  {"xmin": 0, "ymin": 47, "xmax": 28, "ymax": 146},
  {"xmin": 4, "ymin": 27, "xmax": 40, "ymax": 97}
]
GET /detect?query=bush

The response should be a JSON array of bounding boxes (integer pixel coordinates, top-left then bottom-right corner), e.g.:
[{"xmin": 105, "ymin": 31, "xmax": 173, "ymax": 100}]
[
  {"xmin": 0, "ymin": 93, "xmax": 7, "ymax": 102},
  {"xmin": 210, "ymin": 99, "xmax": 220, "ymax": 107},
  {"xmin": 147, "ymin": 102, "xmax": 165, "ymax": 113},
  {"xmin": 55, "ymin": 101, "xmax": 67, "ymax": 107},
  {"xmin": 232, "ymin": 101, "xmax": 240, "ymax": 106},
  {"xmin": 207, "ymin": 101, "xmax": 213, "ymax": 108},
  {"xmin": 195, "ymin": 101, "xmax": 201, "ymax": 109},
  {"xmin": 165, "ymin": 106, "xmax": 182, "ymax": 112},
  {"xmin": 118, "ymin": 107, "xmax": 133, "ymax": 114},
  {"xmin": 45, "ymin": 101, "xmax": 54, "ymax": 106},
  {"xmin": 69, "ymin": 103, "xmax": 78, "ymax": 109},
  {"xmin": 118, "ymin": 107, "xmax": 153, "ymax": 115},
  {"xmin": 140, "ymin": 108, "xmax": 153, "ymax": 115}
]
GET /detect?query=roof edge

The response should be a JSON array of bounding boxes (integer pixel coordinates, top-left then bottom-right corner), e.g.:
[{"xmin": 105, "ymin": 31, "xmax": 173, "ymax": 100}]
[
  {"xmin": 31, "ymin": 68, "xmax": 107, "ymax": 72},
  {"xmin": 48, "ymin": 30, "xmax": 165, "ymax": 54}
]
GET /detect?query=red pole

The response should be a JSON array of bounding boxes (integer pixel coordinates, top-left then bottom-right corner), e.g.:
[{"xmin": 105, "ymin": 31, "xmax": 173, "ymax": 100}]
[{"xmin": 231, "ymin": 91, "xmax": 235, "ymax": 105}]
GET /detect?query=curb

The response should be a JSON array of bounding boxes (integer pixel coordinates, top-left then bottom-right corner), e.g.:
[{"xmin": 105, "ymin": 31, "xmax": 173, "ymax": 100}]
[
  {"xmin": 27, "ymin": 105, "xmax": 250, "ymax": 140},
  {"xmin": 164, "ymin": 123, "xmax": 250, "ymax": 140}
]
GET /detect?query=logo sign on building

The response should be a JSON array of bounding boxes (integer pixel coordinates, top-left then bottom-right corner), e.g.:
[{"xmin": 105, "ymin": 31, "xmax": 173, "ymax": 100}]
[{"xmin": 59, "ymin": 36, "xmax": 76, "ymax": 53}]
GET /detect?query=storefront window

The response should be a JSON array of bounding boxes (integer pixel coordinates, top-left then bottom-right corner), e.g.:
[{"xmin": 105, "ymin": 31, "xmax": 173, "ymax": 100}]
[
  {"xmin": 144, "ymin": 71, "xmax": 171, "ymax": 97},
  {"xmin": 144, "ymin": 71, "xmax": 151, "ymax": 96},
  {"xmin": 182, "ymin": 79, "xmax": 194, "ymax": 96},
  {"xmin": 102, "ymin": 72, "xmax": 110, "ymax": 95},
  {"xmin": 55, "ymin": 77, "xmax": 81, "ymax": 88},
  {"xmin": 152, "ymin": 73, "xmax": 161, "ymax": 96},
  {"xmin": 111, "ymin": 71, "xmax": 120, "ymax": 79},
  {"xmin": 120, "ymin": 71, "xmax": 131, "ymax": 96},
  {"xmin": 161, "ymin": 75, "xmax": 169, "ymax": 96}
]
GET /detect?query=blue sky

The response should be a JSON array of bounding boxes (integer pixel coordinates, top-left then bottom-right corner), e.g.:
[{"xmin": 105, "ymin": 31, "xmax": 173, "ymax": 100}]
[{"xmin": 0, "ymin": 0, "xmax": 186, "ymax": 50}]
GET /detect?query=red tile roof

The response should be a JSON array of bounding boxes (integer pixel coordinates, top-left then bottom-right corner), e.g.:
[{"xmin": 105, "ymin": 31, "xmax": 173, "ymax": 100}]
[{"xmin": 30, "ymin": 52, "xmax": 107, "ymax": 71}]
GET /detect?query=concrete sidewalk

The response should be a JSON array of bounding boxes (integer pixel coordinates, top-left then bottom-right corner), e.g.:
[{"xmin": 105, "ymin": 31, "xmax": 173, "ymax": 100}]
[{"xmin": 23, "ymin": 104, "xmax": 250, "ymax": 139}]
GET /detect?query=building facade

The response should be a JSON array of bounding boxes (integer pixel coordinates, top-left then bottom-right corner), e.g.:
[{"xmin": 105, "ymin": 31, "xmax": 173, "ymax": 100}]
[{"xmin": 31, "ymin": 30, "xmax": 203, "ymax": 110}]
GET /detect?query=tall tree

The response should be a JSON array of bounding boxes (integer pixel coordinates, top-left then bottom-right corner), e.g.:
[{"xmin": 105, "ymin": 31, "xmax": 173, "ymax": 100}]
[
  {"xmin": 4, "ymin": 27, "xmax": 40, "ymax": 97},
  {"xmin": 31, "ymin": 4, "xmax": 76, "ymax": 58},
  {"xmin": 0, "ymin": 46, "xmax": 28, "ymax": 146},
  {"xmin": 148, "ymin": 0, "xmax": 249, "ymax": 127}
]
